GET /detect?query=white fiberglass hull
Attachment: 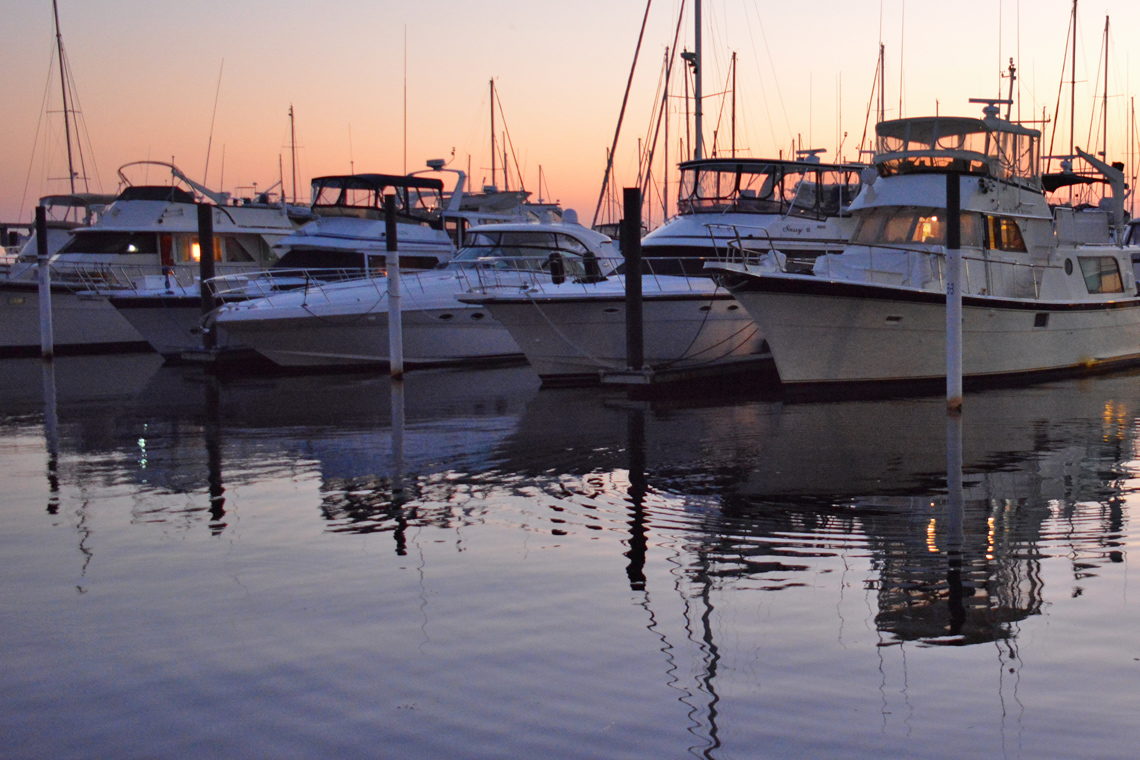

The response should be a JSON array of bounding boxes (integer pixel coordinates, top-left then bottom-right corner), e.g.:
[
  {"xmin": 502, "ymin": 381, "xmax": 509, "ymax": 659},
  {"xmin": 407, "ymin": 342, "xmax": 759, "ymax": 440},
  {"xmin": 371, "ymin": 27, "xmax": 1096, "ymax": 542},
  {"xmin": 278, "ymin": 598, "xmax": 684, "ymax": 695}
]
[
  {"xmin": 220, "ymin": 307, "xmax": 518, "ymax": 368},
  {"xmin": 465, "ymin": 279, "xmax": 767, "ymax": 383},
  {"xmin": 107, "ymin": 295, "xmax": 243, "ymax": 357},
  {"xmin": 726, "ymin": 273, "xmax": 1140, "ymax": 385},
  {"xmin": 0, "ymin": 282, "xmax": 149, "ymax": 356},
  {"xmin": 214, "ymin": 274, "xmax": 521, "ymax": 368}
]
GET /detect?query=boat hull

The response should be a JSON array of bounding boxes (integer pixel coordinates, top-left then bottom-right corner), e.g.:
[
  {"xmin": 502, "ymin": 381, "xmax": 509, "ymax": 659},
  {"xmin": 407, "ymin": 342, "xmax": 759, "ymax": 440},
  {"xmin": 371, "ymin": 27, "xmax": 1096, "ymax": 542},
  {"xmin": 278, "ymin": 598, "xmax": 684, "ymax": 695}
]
[
  {"xmin": 727, "ymin": 274, "xmax": 1140, "ymax": 385},
  {"xmin": 474, "ymin": 291, "xmax": 766, "ymax": 384},
  {"xmin": 0, "ymin": 282, "xmax": 150, "ymax": 357},
  {"xmin": 219, "ymin": 304, "xmax": 521, "ymax": 368}
]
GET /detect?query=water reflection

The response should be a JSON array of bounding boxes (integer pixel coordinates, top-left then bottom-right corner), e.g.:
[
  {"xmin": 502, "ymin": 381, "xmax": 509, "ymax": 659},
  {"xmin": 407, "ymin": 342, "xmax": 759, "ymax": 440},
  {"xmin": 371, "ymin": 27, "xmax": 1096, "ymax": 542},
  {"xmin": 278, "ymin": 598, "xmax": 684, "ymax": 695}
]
[
  {"xmin": 3, "ymin": 354, "xmax": 1139, "ymax": 757},
  {"xmin": 492, "ymin": 374, "xmax": 1138, "ymax": 650}
]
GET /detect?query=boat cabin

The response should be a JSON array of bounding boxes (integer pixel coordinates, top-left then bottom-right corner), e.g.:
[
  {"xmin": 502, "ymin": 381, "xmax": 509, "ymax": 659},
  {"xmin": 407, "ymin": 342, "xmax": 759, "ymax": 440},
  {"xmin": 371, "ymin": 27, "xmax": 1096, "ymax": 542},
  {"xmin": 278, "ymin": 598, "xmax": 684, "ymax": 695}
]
[
  {"xmin": 310, "ymin": 174, "xmax": 445, "ymax": 227},
  {"xmin": 449, "ymin": 227, "xmax": 608, "ymax": 283},
  {"xmin": 677, "ymin": 158, "xmax": 863, "ymax": 220}
]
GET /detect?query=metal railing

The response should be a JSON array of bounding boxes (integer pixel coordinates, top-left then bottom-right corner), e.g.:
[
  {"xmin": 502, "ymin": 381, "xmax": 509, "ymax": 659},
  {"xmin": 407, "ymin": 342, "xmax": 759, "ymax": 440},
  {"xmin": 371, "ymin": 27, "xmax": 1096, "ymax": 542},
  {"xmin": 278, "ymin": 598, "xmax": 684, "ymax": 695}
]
[{"xmin": 803, "ymin": 243, "xmax": 1058, "ymax": 299}]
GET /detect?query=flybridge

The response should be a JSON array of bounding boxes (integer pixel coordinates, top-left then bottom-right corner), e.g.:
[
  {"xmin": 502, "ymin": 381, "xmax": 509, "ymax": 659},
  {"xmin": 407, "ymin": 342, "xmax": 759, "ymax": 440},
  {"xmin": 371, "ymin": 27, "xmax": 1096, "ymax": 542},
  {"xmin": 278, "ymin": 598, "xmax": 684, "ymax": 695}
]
[{"xmin": 874, "ymin": 110, "xmax": 1041, "ymax": 188}]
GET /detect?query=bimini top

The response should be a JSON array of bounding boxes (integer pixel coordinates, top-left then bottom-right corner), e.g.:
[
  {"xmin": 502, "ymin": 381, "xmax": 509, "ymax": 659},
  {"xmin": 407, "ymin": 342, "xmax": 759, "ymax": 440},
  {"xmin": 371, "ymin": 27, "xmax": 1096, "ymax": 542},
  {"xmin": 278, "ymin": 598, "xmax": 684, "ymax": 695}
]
[
  {"xmin": 875, "ymin": 114, "xmax": 1041, "ymax": 189},
  {"xmin": 309, "ymin": 173, "xmax": 446, "ymax": 221},
  {"xmin": 310, "ymin": 173, "xmax": 445, "ymax": 192}
]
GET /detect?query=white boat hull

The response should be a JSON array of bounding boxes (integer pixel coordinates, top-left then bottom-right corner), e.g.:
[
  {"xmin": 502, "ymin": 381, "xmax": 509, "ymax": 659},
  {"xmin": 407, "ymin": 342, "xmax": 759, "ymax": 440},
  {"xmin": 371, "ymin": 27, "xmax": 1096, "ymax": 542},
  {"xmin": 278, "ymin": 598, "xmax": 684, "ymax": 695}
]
[
  {"xmin": 728, "ymin": 275, "xmax": 1140, "ymax": 385},
  {"xmin": 0, "ymin": 283, "xmax": 149, "ymax": 356},
  {"xmin": 474, "ymin": 290, "xmax": 766, "ymax": 383},
  {"xmin": 220, "ymin": 304, "xmax": 519, "ymax": 367}
]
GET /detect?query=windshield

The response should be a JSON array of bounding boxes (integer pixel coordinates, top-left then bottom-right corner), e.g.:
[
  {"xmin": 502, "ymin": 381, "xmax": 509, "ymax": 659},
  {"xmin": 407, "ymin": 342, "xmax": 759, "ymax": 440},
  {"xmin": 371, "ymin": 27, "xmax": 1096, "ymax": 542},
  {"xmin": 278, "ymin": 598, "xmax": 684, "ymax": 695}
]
[
  {"xmin": 677, "ymin": 163, "xmax": 861, "ymax": 218},
  {"xmin": 450, "ymin": 230, "xmax": 595, "ymax": 275},
  {"xmin": 310, "ymin": 179, "xmax": 444, "ymax": 222}
]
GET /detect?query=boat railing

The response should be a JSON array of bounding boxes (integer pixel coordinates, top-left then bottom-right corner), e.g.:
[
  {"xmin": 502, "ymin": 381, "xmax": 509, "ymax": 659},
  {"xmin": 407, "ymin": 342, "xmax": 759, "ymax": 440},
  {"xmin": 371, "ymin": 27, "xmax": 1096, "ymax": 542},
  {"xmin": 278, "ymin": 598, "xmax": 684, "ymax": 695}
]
[
  {"xmin": 466, "ymin": 255, "xmax": 715, "ymax": 296},
  {"xmin": 41, "ymin": 261, "xmax": 266, "ymax": 295},
  {"xmin": 207, "ymin": 267, "xmax": 387, "ymax": 302},
  {"xmin": 810, "ymin": 243, "xmax": 1057, "ymax": 299},
  {"xmin": 703, "ymin": 223, "xmax": 778, "ymax": 262}
]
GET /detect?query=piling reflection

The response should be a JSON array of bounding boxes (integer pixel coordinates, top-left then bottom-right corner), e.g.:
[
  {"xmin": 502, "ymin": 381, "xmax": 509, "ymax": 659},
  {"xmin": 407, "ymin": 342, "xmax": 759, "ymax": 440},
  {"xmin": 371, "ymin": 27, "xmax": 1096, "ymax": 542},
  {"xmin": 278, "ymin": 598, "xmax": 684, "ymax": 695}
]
[{"xmin": 4, "ymin": 354, "xmax": 1136, "ymax": 651}]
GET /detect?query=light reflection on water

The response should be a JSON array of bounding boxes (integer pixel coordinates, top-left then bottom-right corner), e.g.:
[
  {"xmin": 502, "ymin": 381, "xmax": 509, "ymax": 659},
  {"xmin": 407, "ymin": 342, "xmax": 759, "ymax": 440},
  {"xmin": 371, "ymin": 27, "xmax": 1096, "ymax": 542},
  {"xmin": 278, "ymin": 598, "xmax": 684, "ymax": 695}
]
[{"xmin": 2, "ymin": 355, "xmax": 1139, "ymax": 758}]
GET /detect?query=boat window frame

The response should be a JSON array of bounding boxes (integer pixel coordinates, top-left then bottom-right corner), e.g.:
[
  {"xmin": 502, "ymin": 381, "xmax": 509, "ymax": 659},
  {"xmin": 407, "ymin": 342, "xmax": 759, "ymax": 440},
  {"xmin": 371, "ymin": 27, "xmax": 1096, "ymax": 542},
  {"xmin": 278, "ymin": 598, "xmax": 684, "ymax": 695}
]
[{"xmin": 1077, "ymin": 255, "xmax": 1124, "ymax": 294}]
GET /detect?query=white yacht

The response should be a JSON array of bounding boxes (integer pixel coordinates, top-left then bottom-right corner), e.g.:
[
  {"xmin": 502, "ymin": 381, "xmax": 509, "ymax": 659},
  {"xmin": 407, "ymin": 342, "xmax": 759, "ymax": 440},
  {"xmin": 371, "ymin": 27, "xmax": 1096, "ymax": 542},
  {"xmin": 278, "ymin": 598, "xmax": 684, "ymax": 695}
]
[
  {"xmin": 210, "ymin": 215, "xmax": 616, "ymax": 369},
  {"xmin": 0, "ymin": 161, "xmax": 303, "ymax": 357},
  {"xmin": 640, "ymin": 156, "xmax": 864, "ymax": 273},
  {"xmin": 709, "ymin": 104, "xmax": 1140, "ymax": 389},
  {"xmin": 458, "ymin": 157, "xmax": 864, "ymax": 384},
  {"xmin": 107, "ymin": 165, "xmax": 561, "ymax": 358}
]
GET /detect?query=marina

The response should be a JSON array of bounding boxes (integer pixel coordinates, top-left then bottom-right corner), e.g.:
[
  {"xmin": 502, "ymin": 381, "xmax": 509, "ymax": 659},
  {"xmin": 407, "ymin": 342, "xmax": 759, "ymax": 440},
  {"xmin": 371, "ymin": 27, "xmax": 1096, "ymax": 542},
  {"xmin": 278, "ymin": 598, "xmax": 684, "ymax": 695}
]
[{"xmin": 7, "ymin": 0, "xmax": 1140, "ymax": 757}]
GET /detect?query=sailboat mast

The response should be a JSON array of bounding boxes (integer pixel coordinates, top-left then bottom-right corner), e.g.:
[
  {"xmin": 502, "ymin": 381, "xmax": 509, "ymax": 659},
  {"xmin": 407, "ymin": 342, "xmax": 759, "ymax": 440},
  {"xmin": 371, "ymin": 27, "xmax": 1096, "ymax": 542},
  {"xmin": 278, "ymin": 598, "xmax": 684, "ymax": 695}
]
[
  {"xmin": 692, "ymin": 0, "xmax": 703, "ymax": 160},
  {"xmin": 731, "ymin": 51, "xmax": 737, "ymax": 157},
  {"xmin": 1103, "ymin": 15, "xmax": 1108, "ymax": 159},
  {"xmin": 289, "ymin": 104, "xmax": 298, "ymax": 204},
  {"xmin": 51, "ymin": 0, "xmax": 76, "ymax": 195},
  {"xmin": 878, "ymin": 43, "xmax": 886, "ymax": 124},
  {"xmin": 1069, "ymin": 0, "xmax": 1077, "ymax": 160},
  {"xmin": 490, "ymin": 79, "xmax": 497, "ymax": 189}
]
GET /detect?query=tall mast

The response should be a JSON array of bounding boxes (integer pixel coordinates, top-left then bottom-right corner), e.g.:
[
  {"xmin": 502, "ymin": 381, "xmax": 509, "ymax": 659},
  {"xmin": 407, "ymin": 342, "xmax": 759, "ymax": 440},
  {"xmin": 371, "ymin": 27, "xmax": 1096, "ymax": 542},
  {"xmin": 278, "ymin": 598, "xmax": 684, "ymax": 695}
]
[
  {"xmin": 289, "ymin": 104, "xmax": 298, "ymax": 204},
  {"xmin": 731, "ymin": 51, "xmax": 737, "ymax": 157},
  {"xmin": 1069, "ymin": 0, "xmax": 1077, "ymax": 160},
  {"xmin": 490, "ymin": 79, "xmax": 497, "ymax": 188},
  {"xmin": 692, "ymin": 0, "xmax": 703, "ymax": 160},
  {"xmin": 1103, "ymin": 15, "xmax": 1109, "ymax": 159},
  {"xmin": 878, "ymin": 43, "xmax": 886, "ymax": 124},
  {"xmin": 51, "ymin": 0, "xmax": 76, "ymax": 195}
]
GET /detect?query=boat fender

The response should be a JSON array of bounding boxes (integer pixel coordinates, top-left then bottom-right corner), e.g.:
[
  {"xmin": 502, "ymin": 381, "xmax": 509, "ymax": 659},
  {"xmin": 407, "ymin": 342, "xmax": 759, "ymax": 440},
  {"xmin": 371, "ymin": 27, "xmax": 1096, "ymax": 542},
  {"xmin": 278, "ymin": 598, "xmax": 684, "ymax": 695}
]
[{"xmin": 547, "ymin": 252, "xmax": 566, "ymax": 284}]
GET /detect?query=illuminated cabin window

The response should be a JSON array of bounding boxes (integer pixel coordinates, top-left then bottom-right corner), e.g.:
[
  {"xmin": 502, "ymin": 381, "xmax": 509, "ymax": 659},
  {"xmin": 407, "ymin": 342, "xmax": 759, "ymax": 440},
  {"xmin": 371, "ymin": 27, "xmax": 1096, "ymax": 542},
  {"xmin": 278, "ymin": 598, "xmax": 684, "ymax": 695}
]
[
  {"xmin": 986, "ymin": 216, "xmax": 1027, "ymax": 252},
  {"xmin": 852, "ymin": 206, "xmax": 983, "ymax": 247},
  {"xmin": 1078, "ymin": 256, "xmax": 1124, "ymax": 294}
]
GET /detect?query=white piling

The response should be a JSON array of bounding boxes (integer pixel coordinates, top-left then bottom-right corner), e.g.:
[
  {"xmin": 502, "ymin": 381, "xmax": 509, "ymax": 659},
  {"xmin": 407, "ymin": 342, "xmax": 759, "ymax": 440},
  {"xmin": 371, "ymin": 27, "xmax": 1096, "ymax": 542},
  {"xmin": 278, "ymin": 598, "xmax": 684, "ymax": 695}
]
[
  {"xmin": 945, "ymin": 174, "xmax": 963, "ymax": 413},
  {"xmin": 35, "ymin": 206, "xmax": 55, "ymax": 360},
  {"xmin": 384, "ymin": 194, "xmax": 404, "ymax": 379}
]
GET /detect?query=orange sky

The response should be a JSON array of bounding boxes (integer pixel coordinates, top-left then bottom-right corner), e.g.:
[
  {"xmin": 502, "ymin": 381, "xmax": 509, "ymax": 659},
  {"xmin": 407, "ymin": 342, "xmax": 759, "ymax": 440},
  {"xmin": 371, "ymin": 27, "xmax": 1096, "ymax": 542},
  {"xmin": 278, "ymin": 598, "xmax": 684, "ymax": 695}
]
[{"xmin": 5, "ymin": 0, "xmax": 1140, "ymax": 228}]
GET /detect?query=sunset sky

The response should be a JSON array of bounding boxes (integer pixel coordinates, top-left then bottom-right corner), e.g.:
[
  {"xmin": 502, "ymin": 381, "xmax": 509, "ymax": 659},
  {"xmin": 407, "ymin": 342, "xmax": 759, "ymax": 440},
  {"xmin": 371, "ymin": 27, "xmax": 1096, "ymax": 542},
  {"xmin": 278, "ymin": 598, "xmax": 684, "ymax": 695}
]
[{"xmin": 5, "ymin": 0, "xmax": 1140, "ymax": 228}]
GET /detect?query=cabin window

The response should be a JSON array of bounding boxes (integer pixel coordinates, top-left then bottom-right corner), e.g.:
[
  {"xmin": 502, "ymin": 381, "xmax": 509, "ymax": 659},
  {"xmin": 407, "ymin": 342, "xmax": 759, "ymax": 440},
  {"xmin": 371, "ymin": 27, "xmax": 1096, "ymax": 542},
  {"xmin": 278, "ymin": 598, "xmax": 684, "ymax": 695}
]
[
  {"xmin": 1078, "ymin": 256, "xmax": 1124, "ymax": 294},
  {"xmin": 852, "ymin": 207, "xmax": 982, "ymax": 247},
  {"xmin": 986, "ymin": 216, "xmax": 1027, "ymax": 252},
  {"xmin": 59, "ymin": 231, "xmax": 159, "ymax": 255}
]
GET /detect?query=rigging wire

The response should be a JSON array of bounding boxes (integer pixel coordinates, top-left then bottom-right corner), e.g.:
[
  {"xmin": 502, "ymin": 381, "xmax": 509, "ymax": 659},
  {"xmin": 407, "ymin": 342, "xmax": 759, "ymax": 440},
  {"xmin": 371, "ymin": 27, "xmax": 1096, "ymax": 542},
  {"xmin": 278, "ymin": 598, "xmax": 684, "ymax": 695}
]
[{"xmin": 593, "ymin": 0, "xmax": 654, "ymax": 228}]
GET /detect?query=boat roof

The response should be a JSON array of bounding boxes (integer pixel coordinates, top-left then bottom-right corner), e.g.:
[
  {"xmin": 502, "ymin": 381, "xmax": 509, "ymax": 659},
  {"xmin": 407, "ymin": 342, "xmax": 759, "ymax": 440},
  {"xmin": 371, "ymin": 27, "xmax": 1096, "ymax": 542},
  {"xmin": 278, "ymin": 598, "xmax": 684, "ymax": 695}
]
[
  {"xmin": 114, "ymin": 185, "xmax": 197, "ymax": 203},
  {"xmin": 40, "ymin": 192, "xmax": 118, "ymax": 208},
  {"xmin": 311, "ymin": 173, "xmax": 444, "ymax": 192},
  {"xmin": 877, "ymin": 115, "xmax": 1040, "ymax": 141},
  {"xmin": 678, "ymin": 157, "xmax": 863, "ymax": 173},
  {"xmin": 466, "ymin": 221, "xmax": 611, "ymax": 246}
]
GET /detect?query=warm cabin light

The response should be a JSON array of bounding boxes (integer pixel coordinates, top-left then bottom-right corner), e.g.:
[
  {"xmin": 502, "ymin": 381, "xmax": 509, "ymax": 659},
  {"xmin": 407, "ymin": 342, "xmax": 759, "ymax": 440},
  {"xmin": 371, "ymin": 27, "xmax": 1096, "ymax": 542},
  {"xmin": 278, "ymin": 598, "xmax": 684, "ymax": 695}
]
[
  {"xmin": 126, "ymin": 243, "xmax": 138, "ymax": 253},
  {"xmin": 191, "ymin": 242, "xmax": 201, "ymax": 262},
  {"xmin": 917, "ymin": 215, "xmax": 941, "ymax": 242}
]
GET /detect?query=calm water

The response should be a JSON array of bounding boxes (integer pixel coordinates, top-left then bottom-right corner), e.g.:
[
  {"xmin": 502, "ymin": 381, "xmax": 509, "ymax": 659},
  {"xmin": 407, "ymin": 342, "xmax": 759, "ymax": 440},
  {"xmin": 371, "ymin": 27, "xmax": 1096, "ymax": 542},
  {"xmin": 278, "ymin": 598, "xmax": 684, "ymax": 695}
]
[{"xmin": 2, "ymin": 354, "xmax": 1139, "ymax": 759}]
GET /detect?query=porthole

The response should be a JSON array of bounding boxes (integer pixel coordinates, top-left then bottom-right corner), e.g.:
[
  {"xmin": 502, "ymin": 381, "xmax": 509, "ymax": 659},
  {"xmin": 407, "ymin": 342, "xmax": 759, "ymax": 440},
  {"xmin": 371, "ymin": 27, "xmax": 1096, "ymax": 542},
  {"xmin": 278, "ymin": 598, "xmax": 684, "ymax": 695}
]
[
  {"xmin": 470, "ymin": 312, "xmax": 485, "ymax": 320},
  {"xmin": 438, "ymin": 313, "xmax": 454, "ymax": 320},
  {"xmin": 1064, "ymin": 259, "xmax": 1073, "ymax": 275},
  {"xmin": 727, "ymin": 304, "xmax": 739, "ymax": 311},
  {"xmin": 603, "ymin": 307, "xmax": 620, "ymax": 313},
  {"xmin": 699, "ymin": 305, "xmax": 711, "ymax": 312}
]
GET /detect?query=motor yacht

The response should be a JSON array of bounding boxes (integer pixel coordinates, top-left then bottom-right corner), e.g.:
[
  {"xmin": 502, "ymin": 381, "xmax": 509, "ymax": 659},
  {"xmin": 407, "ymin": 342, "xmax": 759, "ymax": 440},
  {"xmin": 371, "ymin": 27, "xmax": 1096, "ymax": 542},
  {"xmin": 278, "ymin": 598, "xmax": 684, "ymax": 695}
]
[
  {"xmin": 210, "ymin": 213, "xmax": 616, "ymax": 369},
  {"xmin": 708, "ymin": 103, "xmax": 1140, "ymax": 389},
  {"xmin": 458, "ymin": 157, "xmax": 865, "ymax": 385},
  {"xmin": 0, "ymin": 161, "xmax": 303, "ymax": 357},
  {"xmin": 108, "ymin": 164, "xmax": 562, "ymax": 359}
]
